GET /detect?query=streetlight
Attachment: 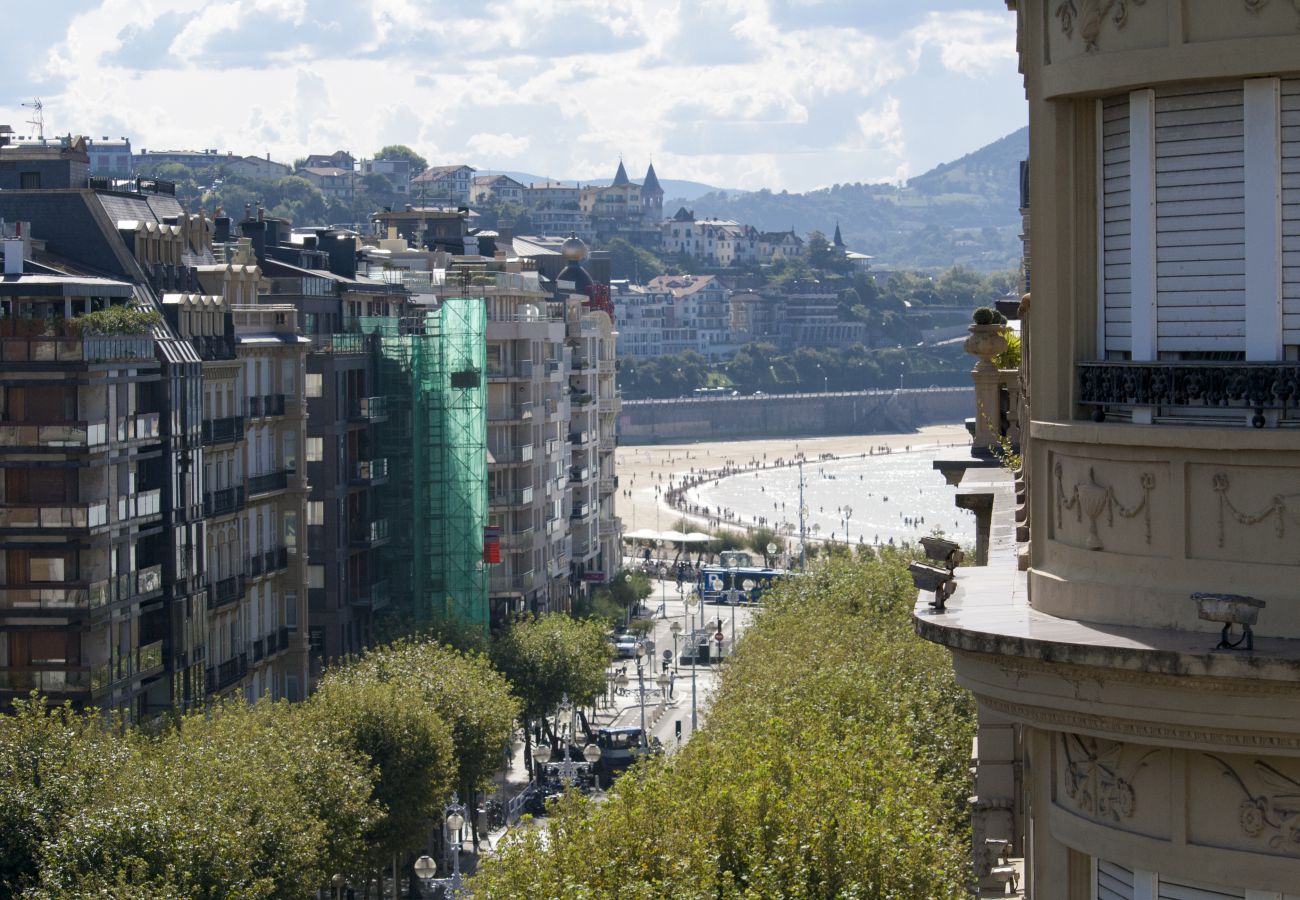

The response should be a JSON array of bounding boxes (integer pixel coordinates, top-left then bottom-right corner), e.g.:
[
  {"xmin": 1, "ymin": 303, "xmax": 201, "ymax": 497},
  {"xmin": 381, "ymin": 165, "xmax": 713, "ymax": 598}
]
[
  {"xmin": 669, "ymin": 620, "xmax": 682, "ymax": 661},
  {"xmin": 766, "ymin": 541, "xmax": 778, "ymax": 568},
  {"xmin": 842, "ymin": 506, "xmax": 853, "ymax": 546},
  {"xmin": 331, "ymin": 873, "xmax": 346, "ymax": 900},
  {"xmin": 635, "ymin": 642, "xmax": 648, "ymax": 737},
  {"xmin": 726, "ymin": 561, "xmax": 740, "ymax": 651},
  {"xmin": 443, "ymin": 797, "xmax": 467, "ymax": 898},
  {"xmin": 413, "ymin": 855, "xmax": 436, "ymax": 887},
  {"xmin": 685, "ymin": 590, "xmax": 700, "ymax": 732}
]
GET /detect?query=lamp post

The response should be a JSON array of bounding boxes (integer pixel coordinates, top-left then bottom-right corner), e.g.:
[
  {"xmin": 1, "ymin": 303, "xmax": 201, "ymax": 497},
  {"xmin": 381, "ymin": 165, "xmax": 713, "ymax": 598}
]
[
  {"xmin": 766, "ymin": 541, "xmax": 778, "ymax": 568},
  {"xmin": 670, "ymin": 620, "xmax": 681, "ymax": 661},
  {"xmin": 413, "ymin": 856, "xmax": 435, "ymax": 894},
  {"xmin": 443, "ymin": 796, "xmax": 467, "ymax": 898},
  {"xmin": 685, "ymin": 590, "xmax": 700, "ymax": 732},
  {"xmin": 331, "ymin": 873, "xmax": 346, "ymax": 900},
  {"xmin": 635, "ymin": 642, "xmax": 648, "ymax": 737},
  {"xmin": 842, "ymin": 505, "xmax": 853, "ymax": 546}
]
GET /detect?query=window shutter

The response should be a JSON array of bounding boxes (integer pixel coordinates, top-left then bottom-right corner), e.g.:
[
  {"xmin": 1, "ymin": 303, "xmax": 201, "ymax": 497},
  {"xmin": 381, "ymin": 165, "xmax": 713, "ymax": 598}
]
[
  {"xmin": 1157, "ymin": 875, "xmax": 1245, "ymax": 900},
  {"xmin": 1283, "ymin": 78, "xmax": 1300, "ymax": 347},
  {"xmin": 1102, "ymin": 95, "xmax": 1133, "ymax": 355},
  {"xmin": 1153, "ymin": 84, "xmax": 1246, "ymax": 353},
  {"xmin": 1097, "ymin": 859, "xmax": 1135, "ymax": 900}
]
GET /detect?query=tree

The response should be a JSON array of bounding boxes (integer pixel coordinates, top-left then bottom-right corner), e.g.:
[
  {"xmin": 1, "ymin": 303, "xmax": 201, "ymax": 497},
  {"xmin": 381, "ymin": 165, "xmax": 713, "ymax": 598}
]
[
  {"xmin": 604, "ymin": 237, "xmax": 667, "ymax": 281},
  {"xmin": 375, "ymin": 144, "xmax": 428, "ymax": 174},
  {"xmin": 472, "ymin": 552, "xmax": 975, "ymax": 897},
  {"xmin": 303, "ymin": 677, "xmax": 457, "ymax": 869},
  {"xmin": 0, "ymin": 697, "xmax": 138, "ymax": 898},
  {"xmin": 490, "ymin": 614, "xmax": 612, "ymax": 775},
  {"xmin": 32, "ymin": 700, "xmax": 376, "ymax": 899},
  {"xmin": 327, "ymin": 640, "xmax": 519, "ymax": 830}
]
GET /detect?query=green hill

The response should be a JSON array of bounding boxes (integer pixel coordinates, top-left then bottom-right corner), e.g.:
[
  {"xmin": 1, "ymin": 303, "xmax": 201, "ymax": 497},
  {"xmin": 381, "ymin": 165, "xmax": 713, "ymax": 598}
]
[{"xmin": 672, "ymin": 127, "xmax": 1027, "ymax": 273}]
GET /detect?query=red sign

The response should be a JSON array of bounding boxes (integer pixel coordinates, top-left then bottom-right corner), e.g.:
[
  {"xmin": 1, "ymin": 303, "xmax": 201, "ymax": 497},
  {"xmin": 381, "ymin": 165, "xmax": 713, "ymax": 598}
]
[
  {"xmin": 483, "ymin": 526, "xmax": 501, "ymax": 565},
  {"xmin": 713, "ymin": 631, "xmax": 724, "ymax": 643},
  {"xmin": 583, "ymin": 572, "xmax": 607, "ymax": 583}
]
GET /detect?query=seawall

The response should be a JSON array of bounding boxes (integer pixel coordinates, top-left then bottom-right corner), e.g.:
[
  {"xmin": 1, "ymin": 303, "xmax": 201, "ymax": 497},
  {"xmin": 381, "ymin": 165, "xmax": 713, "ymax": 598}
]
[{"xmin": 617, "ymin": 387, "xmax": 973, "ymax": 444}]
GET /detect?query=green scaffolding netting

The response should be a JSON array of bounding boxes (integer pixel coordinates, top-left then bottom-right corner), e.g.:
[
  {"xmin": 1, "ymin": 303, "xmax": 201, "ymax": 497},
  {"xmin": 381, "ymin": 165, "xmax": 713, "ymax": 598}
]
[{"xmin": 368, "ymin": 298, "xmax": 488, "ymax": 632}]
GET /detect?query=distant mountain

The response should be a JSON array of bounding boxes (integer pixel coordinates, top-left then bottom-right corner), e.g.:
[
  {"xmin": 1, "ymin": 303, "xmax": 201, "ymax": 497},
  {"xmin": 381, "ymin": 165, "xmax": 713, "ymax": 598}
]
[
  {"xmin": 672, "ymin": 127, "xmax": 1029, "ymax": 273},
  {"xmin": 493, "ymin": 171, "xmax": 732, "ymax": 201}
]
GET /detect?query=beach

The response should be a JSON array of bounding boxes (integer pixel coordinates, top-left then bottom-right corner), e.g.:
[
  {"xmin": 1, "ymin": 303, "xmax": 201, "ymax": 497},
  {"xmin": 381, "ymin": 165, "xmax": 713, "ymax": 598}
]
[{"xmin": 614, "ymin": 423, "xmax": 973, "ymax": 537}]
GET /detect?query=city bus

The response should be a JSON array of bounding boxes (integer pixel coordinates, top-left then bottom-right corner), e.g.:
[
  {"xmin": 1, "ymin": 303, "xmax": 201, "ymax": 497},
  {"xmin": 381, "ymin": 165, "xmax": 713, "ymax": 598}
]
[{"xmin": 698, "ymin": 565, "xmax": 785, "ymax": 605}]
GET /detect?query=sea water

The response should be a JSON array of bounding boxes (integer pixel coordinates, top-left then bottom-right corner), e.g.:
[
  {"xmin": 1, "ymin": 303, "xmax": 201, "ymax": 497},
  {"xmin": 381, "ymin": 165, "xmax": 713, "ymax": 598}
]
[{"xmin": 684, "ymin": 447, "xmax": 977, "ymax": 549}]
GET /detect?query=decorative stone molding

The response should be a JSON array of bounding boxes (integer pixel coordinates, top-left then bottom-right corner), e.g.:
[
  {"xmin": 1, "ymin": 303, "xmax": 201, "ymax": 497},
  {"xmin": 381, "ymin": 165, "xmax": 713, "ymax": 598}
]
[
  {"xmin": 1055, "ymin": 462, "xmax": 1155, "ymax": 550},
  {"xmin": 1242, "ymin": 0, "xmax": 1300, "ymax": 18},
  {"xmin": 1211, "ymin": 472, "xmax": 1300, "ymax": 551},
  {"xmin": 1204, "ymin": 753, "xmax": 1300, "ymax": 853},
  {"xmin": 1061, "ymin": 734, "xmax": 1160, "ymax": 821},
  {"xmin": 981, "ymin": 696, "xmax": 1300, "ymax": 752},
  {"xmin": 1055, "ymin": 0, "xmax": 1147, "ymax": 50}
]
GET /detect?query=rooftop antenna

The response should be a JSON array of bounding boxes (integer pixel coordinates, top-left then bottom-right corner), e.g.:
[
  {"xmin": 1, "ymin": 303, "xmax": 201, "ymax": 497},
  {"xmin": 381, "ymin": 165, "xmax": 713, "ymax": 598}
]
[{"xmin": 22, "ymin": 98, "xmax": 45, "ymax": 142}]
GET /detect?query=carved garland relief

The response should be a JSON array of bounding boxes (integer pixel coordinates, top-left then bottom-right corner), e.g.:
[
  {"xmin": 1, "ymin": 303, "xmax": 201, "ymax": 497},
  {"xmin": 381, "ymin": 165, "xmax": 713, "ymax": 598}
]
[
  {"xmin": 1061, "ymin": 734, "xmax": 1161, "ymax": 821},
  {"xmin": 1204, "ymin": 754, "xmax": 1300, "ymax": 854},
  {"xmin": 1055, "ymin": 0, "xmax": 1146, "ymax": 50},
  {"xmin": 1242, "ymin": 0, "xmax": 1300, "ymax": 18},
  {"xmin": 1055, "ymin": 462, "xmax": 1155, "ymax": 550}
]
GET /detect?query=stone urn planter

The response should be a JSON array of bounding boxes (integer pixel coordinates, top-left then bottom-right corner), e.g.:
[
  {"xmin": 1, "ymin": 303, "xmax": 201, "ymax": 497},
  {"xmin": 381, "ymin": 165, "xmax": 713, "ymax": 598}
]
[{"xmin": 964, "ymin": 323, "xmax": 1009, "ymax": 373}]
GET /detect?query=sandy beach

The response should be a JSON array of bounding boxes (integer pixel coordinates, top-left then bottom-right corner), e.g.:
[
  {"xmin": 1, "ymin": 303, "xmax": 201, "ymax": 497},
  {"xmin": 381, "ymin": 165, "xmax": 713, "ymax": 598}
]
[{"xmin": 614, "ymin": 423, "xmax": 972, "ymax": 536}]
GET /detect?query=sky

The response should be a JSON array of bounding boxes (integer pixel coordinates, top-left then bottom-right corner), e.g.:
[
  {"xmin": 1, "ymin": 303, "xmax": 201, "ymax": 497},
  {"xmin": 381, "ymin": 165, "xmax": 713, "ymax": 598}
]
[{"xmin": 0, "ymin": 0, "xmax": 1026, "ymax": 193}]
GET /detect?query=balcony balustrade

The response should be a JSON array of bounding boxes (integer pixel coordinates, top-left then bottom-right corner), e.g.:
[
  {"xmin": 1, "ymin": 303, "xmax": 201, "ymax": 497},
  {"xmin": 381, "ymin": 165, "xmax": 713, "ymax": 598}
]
[
  {"xmin": 0, "ymin": 420, "xmax": 110, "ymax": 448},
  {"xmin": 201, "ymin": 415, "xmax": 245, "ymax": 446},
  {"xmin": 0, "ymin": 334, "xmax": 155, "ymax": 364},
  {"xmin": 350, "ymin": 396, "xmax": 388, "ymax": 422},
  {"xmin": 1078, "ymin": 360, "xmax": 1300, "ymax": 423},
  {"xmin": 351, "ymin": 458, "xmax": 389, "ymax": 484},
  {"xmin": 570, "ymin": 501, "xmax": 592, "ymax": 520},
  {"xmin": 0, "ymin": 564, "xmax": 158, "ymax": 613},
  {"xmin": 488, "ymin": 400, "xmax": 534, "ymax": 422},
  {"xmin": 353, "ymin": 579, "xmax": 391, "ymax": 610},
  {"xmin": 207, "ymin": 652, "xmax": 248, "ymax": 692},
  {"xmin": 247, "ymin": 394, "xmax": 286, "ymax": 419},
  {"xmin": 350, "ymin": 518, "xmax": 390, "ymax": 547},
  {"xmin": 118, "ymin": 489, "xmax": 162, "ymax": 522},
  {"xmin": 0, "ymin": 501, "xmax": 109, "ymax": 530},
  {"xmin": 489, "ymin": 445, "xmax": 532, "ymax": 466},
  {"xmin": 247, "ymin": 469, "xmax": 290, "ymax": 496},
  {"xmin": 203, "ymin": 485, "xmax": 246, "ymax": 518},
  {"xmin": 207, "ymin": 573, "xmax": 245, "ymax": 611}
]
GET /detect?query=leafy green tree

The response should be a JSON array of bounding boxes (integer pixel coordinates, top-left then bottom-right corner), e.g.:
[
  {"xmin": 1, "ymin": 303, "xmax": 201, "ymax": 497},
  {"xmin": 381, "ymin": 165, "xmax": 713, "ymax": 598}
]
[
  {"xmin": 605, "ymin": 237, "xmax": 668, "ymax": 281},
  {"xmin": 490, "ymin": 614, "xmax": 612, "ymax": 774},
  {"xmin": 472, "ymin": 552, "xmax": 975, "ymax": 897},
  {"xmin": 0, "ymin": 697, "xmax": 138, "ymax": 899},
  {"xmin": 375, "ymin": 144, "xmax": 428, "ymax": 173},
  {"xmin": 327, "ymin": 640, "xmax": 518, "ymax": 820},
  {"xmin": 303, "ymin": 677, "xmax": 457, "ymax": 868},
  {"xmin": 33, "ymin": 700, "xmax": 375, "ymax": 900}
]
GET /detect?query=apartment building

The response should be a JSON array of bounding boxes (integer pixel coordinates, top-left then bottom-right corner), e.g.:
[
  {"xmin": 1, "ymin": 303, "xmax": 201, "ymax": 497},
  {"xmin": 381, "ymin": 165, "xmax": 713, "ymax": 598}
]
[
  {"xmin": 412, "ymin": 165, "xmax": 475, "ymax": 205},
  {"xmin": 915, "ymin": 3, "xmax": 1300, "ymax": 896},
  {"xmin": 236, "ymin": 214, "xmax": 409, "ymax": 676}
]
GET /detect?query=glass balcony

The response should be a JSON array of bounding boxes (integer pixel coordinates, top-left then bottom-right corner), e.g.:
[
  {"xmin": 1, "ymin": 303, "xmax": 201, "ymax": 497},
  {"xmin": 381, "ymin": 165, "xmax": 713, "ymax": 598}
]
[
  {"xmin": 350, "ymin": 518, "xmax": 390, "ymax": 547},
  {"xmin": 0, "ymin": 502, "xmax": 109, "ymax": 529},
  {"xmin": 0, "ymin": 334, "xmax": 155, "ymax": 364},
  {"xmin": 351, "ymin": 458, "xmax": 389, "ymax": 484},
  {"xmin": 0, "ymin": 420, "xmax": 111, "ymax": 448},
  {"xmin": 351, "ymin": 396, "xmax": 388, "ymax": 422}
]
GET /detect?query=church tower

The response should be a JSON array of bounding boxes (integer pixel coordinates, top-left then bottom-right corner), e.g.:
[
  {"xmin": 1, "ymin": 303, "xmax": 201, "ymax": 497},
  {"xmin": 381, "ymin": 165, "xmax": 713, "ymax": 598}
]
[{"xmin": 641, "ymin": 162, "xmax": 663, "ymax": 222}]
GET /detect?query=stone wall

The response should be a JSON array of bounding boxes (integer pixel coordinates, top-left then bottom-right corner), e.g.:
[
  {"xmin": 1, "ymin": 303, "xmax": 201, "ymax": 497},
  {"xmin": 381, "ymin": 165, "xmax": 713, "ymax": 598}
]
[{"xmin": 617, "ymin": 387, "xmax": 973, "ymax": 444}]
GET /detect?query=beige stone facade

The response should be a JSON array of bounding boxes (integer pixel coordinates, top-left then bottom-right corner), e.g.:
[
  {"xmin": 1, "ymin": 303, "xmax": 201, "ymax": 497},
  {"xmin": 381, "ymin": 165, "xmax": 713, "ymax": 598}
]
[{"xmin": 917, "ymin": 3, "xmax": 1300, "ymax": 896}]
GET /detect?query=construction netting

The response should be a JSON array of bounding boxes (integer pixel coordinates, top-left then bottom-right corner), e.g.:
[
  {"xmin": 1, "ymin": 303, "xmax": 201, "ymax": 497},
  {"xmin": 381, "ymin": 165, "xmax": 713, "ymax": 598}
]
[{"xmin": 368, "ymin": 297, "xmax": 488, "ymax": 632}]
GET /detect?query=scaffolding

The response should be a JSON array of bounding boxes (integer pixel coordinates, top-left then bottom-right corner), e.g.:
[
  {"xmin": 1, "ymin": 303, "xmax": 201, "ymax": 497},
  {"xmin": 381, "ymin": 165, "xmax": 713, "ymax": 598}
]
[{"xmin": 372, "ymin": 297, "xmax": 488, "ymax": 632}]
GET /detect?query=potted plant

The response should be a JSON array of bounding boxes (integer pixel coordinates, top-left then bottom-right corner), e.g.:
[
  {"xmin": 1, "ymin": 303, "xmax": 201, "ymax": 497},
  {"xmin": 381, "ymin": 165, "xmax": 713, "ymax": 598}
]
[{"xmin": 965, "ymin": 307, "xmax": 1009, "ymax": 372}]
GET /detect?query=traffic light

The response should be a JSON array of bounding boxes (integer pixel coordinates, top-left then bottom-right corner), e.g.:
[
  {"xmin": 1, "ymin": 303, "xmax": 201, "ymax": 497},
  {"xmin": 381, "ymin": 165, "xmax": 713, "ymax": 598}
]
[{"xmin": 675, "ymin": 720, "xmax": 682, "ymax": 741}]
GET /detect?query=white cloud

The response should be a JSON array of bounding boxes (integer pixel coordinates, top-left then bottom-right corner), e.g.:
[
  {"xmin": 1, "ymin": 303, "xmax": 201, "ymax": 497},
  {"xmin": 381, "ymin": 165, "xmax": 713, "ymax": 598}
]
[
  {"xmin": 11, "ymin": 0, "xmax": 1025, "ymax": 192},
  {"xmin": 466, "ymin": 132, "xmax": 531, "ymax": 160}
]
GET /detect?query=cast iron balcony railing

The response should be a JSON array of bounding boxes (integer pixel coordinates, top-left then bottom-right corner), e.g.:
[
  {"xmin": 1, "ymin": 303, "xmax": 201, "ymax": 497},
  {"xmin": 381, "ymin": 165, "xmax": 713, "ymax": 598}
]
[
  {"xmin": 203, "ymin": 486, "xmax": 245, "ymax": 518},
  {"xmin": 201, "ymin": 416, "xmax": 245, "ymax": 446},
  {"xmin": 208, "ymin": 574, "xmax": 245, "ymax": 611},
  {"xmin": 248, "ymin": 394, "xmax": 286, "ymax": 419},
  {"xmin": 207, "ymin": 652, "xmax": 248, "ymax": 692},
  {"xmin": 1078, "ymin": 361, "xmax": 1300, "ymax": 423},
  {"xmin": 247, "ymin": 469, "xmax": 290, "ymax": 497}
]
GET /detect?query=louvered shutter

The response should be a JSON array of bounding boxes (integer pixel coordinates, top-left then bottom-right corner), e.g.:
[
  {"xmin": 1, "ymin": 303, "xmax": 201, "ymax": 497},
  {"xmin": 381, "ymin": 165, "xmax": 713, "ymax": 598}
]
[
  {"xmin": 1157, "ymin": 875, "xmax": 1245, "ymax": 900},
  {"xmin": 1102, "ymin": 96, "xmax": 1133, "ymax": 355},
  {"xmin": 1153, "ymin": 84, "xmax": 1246, "ymax": 354},
  {"xmin": 1283, "ymin": 78, "xmax": 1300, "ymax": 347},
  {"xmin": 1097, "ymin": 859, "xmax": 1135, "ymax": 900}
]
